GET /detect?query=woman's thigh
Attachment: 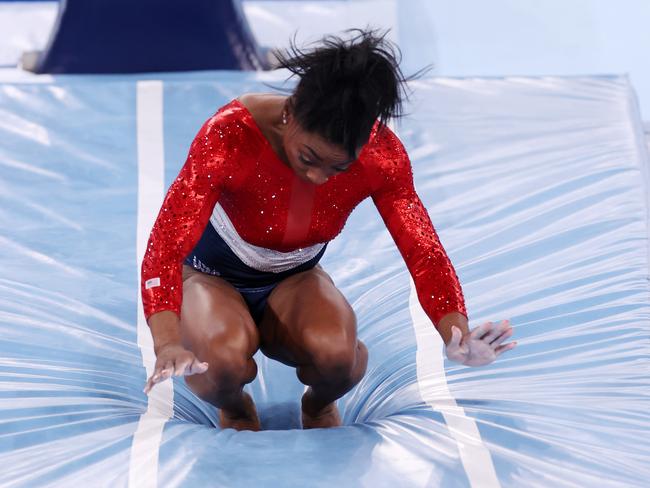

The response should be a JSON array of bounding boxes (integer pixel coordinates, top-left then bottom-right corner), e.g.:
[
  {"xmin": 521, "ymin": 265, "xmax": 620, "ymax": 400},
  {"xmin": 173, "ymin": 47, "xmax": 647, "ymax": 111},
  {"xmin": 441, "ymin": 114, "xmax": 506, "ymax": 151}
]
[
  {"xmin": 180, "ymin": 265, "xmax": 260, "ymax": 369},
  {"xmin": 257, "ymin": 265, "xmax": 358, "ymax": 368}
]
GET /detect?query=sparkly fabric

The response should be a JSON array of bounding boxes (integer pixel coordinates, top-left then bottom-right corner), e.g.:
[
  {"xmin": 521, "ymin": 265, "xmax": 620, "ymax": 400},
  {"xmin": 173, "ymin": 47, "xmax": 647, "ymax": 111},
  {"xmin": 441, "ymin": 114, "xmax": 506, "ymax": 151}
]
[
  {"xmin": 141, "ymin": 99, "xmax": 467, "ymax": 330},
  {"xmin": 210, "ymin": 201, "xmax": 327, "ymax": 272}
]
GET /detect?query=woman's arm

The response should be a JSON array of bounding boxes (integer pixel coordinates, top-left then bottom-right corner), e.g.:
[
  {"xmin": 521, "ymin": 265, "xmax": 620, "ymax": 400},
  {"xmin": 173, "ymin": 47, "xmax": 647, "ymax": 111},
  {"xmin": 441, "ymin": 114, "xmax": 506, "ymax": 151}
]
[
  {"xmin": 141, "ymin": 105, "xmax": 249, "ymax": 331},
  {"xmin": 143, "ymin": 310, "xmax": 209, "ymax": 394},
  {"xmin": 366, "ymin": 126, "xmax": 468, "ymax": 336},
  {"xmin": 365, "ymin": 126, "xmax": 517, "ymax": 365},
  {"xmin": 140, "ymin": 105, "xmax": 257, "ymax": 392},
  {"xmin": 148, "ymin": 310, "xmax": 182, "ymax": 352}
]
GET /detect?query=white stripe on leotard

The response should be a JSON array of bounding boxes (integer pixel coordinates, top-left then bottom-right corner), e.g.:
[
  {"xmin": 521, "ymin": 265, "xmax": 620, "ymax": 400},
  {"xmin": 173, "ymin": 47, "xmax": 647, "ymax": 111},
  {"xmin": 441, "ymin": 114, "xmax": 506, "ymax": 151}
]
[{"xmin": 210, "ymin": 202, "xmax": 326, "ymax": 273}]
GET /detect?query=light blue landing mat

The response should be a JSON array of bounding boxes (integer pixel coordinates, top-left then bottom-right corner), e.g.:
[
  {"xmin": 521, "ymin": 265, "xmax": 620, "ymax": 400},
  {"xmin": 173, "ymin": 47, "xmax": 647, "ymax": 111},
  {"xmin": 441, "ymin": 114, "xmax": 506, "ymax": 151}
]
[{"xmin": 1, "ymin": 72, "xmax": 649, "ymax": 487}]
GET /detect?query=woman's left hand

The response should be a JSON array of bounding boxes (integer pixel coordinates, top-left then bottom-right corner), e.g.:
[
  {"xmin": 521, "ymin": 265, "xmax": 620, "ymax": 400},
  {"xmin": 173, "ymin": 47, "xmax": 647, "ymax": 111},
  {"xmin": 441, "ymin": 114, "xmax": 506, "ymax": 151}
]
[{"xmin": 445, "ymin": 320, "xmax": 517, "ymax": 367}]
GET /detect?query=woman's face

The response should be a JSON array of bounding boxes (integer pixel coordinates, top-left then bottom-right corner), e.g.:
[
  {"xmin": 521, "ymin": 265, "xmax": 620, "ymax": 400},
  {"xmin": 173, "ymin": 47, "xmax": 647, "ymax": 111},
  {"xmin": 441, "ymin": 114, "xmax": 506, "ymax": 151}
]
[{"xmin": 281, "ymin": 112, "xmax": 360, "ymax": 185}]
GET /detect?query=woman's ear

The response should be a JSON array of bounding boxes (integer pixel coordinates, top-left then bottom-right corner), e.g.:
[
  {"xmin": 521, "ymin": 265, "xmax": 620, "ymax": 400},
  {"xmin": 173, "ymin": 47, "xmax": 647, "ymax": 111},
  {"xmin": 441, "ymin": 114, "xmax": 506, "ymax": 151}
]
[
  {"xmin": 282, "ymin": 97, "xmax": 293, "ymax": 126},
  {"xmin": 286, "ymin": 95, "xmax": 297, "ymax": 117}
]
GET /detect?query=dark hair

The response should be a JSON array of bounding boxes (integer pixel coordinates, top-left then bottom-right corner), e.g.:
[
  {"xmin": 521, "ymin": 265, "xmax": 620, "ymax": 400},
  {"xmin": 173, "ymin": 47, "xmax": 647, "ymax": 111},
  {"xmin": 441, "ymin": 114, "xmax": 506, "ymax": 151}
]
[{"xmin": 274, "ymin": 28, "xmax": 419, "ymax": 157}]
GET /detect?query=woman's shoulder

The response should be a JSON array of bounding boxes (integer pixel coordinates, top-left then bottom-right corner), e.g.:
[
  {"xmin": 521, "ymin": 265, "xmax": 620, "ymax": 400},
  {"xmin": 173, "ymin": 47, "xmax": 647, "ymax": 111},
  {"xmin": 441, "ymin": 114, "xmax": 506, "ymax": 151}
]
[
  {"xmin": 235, "ymin": 93, "xmax": 288, "ymax": 155},
  {"xmin": 235, "ymin": 92, "xmax": 260, "ymax": 117},
  {"xmin": 236, "ymin": 92, "xmax": 281, "ymax": 109},
  {"xmin": 236, "ymin": 92, "xmax": 286, "ymax": 135},
  {"xmin": 203, "ymin": 92, "xmax": 285, "ymax": 138},
  {"xmin": 236, "ymin": 93, "xmax": 286, "ymax": 124},
  {"xmin": 197, "ymin": 95, "xmax": 269, "ymax": 145},
  {"xmin": 360, "ymin": 123, "xmax": 409, "ymax": 165},
  {"xmin": 356, "ymin": 122, "xmax": 413, "ymax": 192}
]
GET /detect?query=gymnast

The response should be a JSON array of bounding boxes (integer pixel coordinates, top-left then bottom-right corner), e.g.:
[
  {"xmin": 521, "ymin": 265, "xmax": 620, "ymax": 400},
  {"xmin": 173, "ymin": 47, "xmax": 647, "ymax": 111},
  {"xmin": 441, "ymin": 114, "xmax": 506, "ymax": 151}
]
[{"xmin": 141, "ymin": 29, "xmax": 517, "ymax": 431}]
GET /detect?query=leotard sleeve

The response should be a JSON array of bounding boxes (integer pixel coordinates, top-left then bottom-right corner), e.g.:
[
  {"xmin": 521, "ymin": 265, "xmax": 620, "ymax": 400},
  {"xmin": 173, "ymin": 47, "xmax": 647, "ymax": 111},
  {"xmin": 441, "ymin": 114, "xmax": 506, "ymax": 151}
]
[
  {"xmin": 364, "ymin": 125, "xmax": 468, "ymax": 329},
  {"xmin": 140, "ymin": 105, "xmax": 248, "ymax": 321}
]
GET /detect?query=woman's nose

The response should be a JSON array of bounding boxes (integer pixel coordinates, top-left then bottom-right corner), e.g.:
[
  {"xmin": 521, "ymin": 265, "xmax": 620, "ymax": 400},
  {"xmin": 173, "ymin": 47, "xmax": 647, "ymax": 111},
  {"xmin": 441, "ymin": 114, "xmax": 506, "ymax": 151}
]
[{"xmin": 306, "ymin": 169, "xmax": 329, "ymax": 185}]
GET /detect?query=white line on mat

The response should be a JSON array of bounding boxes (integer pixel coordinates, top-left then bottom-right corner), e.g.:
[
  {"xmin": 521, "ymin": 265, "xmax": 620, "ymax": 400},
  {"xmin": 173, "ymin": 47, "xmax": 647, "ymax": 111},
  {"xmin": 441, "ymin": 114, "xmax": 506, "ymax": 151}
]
[
  {"xmin": 129, "ymin": 80, "xmax": 172, "ymax": 488},
  {"xmin": 409, "ymin": 274, "xmax": 500, "ymax": 487}
]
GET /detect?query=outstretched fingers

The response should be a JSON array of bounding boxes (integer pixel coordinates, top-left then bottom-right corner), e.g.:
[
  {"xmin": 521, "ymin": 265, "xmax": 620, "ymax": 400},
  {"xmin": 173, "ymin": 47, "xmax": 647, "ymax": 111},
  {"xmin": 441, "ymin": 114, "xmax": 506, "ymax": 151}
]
[
  {"xmin": 486, "ymin": 320, "xmax": 517, "ymax": 356},
  {"xmin": 143, "ymin": 358, "xmax": 209, "ymax": 394},
  {"xmin": 489, "ymin": 325, "xmax": 513, "ymax": 347},
  {"xmin": 495, "ymin": 341, "xmax": 517, "ymax": 356},
  {"xmin": 143, "ymin": 377, "xmax": 155, "ymax": 395},
  {"xmin": 171, "ymin": 358, "xmax": 209, "ymax": 377},
  {"xmin": 174, "ymin": 360, "xmax": 186, "ymax": 376},
  {"xmin": 143, "ymin": 371, "xmax": 165, "ymax": 395},
  {"xmin": 162, "ymin": 361, "xmax": 174, "ymax": 379},
  {"xmin": 187, "ymin": 359, "xmax": 209, "ymax": 376},
  {"xmin": 469, "ymin": 321, "xmax": 494, "ymax": 341},
  {"xmin": 482, "ymin": 320, "xmax": 509, "ymax": 342},
  {"xmin": 143, "ymin": 363, "xmax": 171, "ymax": 394}
]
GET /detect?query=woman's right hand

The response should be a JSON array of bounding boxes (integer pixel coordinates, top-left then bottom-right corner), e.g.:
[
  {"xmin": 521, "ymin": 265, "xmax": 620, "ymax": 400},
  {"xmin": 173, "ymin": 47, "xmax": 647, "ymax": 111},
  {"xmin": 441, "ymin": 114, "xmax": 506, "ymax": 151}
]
[{"xmin": 143, "ymin": 343, "xmax": 209, "ymax": 395}]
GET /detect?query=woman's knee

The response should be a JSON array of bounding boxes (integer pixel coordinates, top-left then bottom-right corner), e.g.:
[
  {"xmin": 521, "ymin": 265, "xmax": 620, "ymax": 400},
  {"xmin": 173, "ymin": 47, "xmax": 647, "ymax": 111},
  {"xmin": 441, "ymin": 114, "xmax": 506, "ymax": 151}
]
[
  {"xmin": 184, "ymin": 314, "xmax": 260, "ymax": 391},
  {"xmin": 302, "ymin": 327, "xmax": 367, "ymax": 384},
  {"xmin": 187, "ymin": 346, "xmax": 258, "ymax": 400},
  {"xmin": 209, "ymin": 342, "xmax": 258, "ymax": 383},
  {"xmin": 354, "ymin": 341, "xmax": 369, "ymax": 381}
]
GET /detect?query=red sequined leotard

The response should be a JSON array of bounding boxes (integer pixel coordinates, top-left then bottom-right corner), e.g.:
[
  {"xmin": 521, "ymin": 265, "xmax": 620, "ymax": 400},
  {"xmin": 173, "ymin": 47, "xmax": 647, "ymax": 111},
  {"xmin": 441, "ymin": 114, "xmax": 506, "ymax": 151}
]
[{"xmin": 141, "ymin": 99, "xmax": 467, "ymax": 330}]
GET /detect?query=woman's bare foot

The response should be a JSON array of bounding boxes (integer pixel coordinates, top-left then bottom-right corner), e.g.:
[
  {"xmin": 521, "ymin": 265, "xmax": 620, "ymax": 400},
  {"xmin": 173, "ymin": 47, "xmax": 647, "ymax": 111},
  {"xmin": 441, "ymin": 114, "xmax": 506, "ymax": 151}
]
[
  {"xmin": 301, "ymin": 390, "xmax": 342, "ymax": 429},
  {"xmin": 218, "ymin": 391, "xmax": 261, "ymax": 431}
]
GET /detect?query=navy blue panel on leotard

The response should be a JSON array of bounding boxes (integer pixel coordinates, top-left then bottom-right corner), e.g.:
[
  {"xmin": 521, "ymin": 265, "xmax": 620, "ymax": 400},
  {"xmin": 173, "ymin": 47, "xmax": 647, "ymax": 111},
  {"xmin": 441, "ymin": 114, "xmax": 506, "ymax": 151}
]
[{"xmin": 183, "ymin": 221, "xmax": 327, "ymax": 323}]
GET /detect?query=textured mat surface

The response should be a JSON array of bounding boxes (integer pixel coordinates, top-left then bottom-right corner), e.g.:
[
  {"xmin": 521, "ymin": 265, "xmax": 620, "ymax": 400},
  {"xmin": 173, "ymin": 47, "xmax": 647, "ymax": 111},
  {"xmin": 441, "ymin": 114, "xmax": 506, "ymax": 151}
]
[{"xmin": 0, "ymin": 72, "xmax": 648, "ymax": 487}]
